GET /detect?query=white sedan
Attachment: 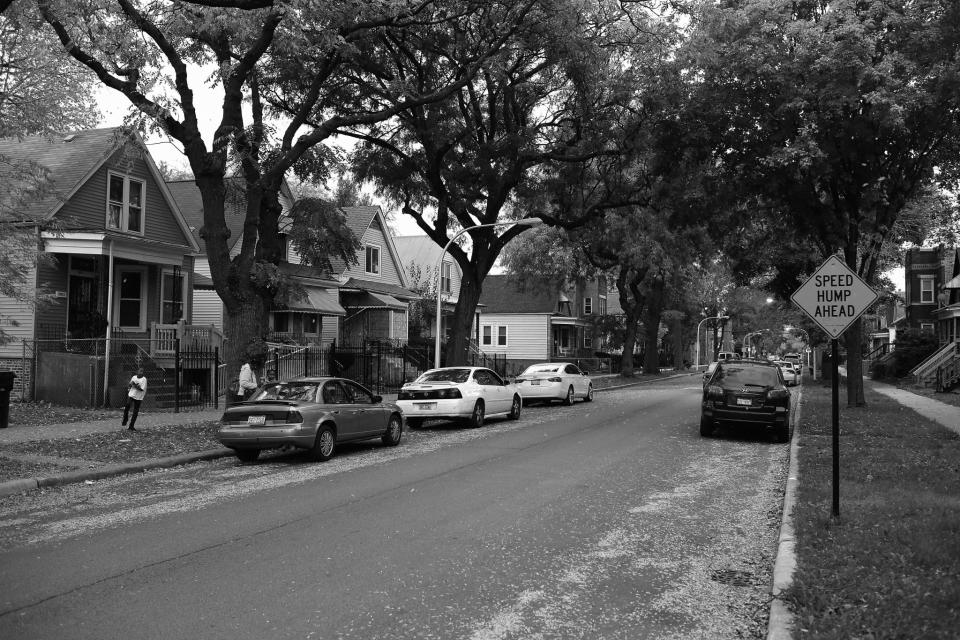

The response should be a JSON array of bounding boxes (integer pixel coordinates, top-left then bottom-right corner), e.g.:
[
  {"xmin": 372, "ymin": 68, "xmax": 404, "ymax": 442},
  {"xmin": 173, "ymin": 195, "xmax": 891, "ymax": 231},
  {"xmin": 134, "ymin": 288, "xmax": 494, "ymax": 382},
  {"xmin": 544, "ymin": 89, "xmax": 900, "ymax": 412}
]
[
  {"xmin": 776, "ymin": 361, "xmax": 800, "ymax": 386},
  {"xmin": 513, "ymin": 362, "xmax": 594, "ymax": 405},
  {"xmin": 397, "ymin": 367, "xmax": 522, "ymax": 428}
]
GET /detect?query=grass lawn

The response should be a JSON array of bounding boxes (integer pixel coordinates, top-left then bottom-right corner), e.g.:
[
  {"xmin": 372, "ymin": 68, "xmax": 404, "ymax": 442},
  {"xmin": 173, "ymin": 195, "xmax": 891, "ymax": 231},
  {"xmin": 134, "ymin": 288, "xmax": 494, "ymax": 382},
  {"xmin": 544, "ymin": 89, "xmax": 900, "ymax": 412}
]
[{"xmin": 785, "ymin": 382, "xmax": 960, "ymax": 638}]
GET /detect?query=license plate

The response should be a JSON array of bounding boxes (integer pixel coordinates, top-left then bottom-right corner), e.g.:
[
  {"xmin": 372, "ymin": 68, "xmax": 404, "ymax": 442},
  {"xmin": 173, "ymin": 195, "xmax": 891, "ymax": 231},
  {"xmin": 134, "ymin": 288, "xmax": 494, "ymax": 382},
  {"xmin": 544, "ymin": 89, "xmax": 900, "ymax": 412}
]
[
  {"xmin": 530, "ymin": 381, "xmax": 540, "ymax": 386},
  {"xmin": 247, "ymin": 415, "xmax": 266, "ymax": 425},
  {"xmin": 736, "ymin": 398, "xmax": 752, "ymax": 406},
  {"xmin": 416, "ymin": 403, "xmax": 436, "ymax": 410}
]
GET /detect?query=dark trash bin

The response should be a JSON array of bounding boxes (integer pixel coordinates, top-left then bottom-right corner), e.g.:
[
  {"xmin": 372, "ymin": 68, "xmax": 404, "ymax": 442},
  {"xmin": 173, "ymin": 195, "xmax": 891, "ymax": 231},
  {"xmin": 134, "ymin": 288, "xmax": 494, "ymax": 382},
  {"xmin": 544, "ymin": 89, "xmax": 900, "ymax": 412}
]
[{"xmin": 0, "ymin": 370, "xmax": 17, "ymax": 429}]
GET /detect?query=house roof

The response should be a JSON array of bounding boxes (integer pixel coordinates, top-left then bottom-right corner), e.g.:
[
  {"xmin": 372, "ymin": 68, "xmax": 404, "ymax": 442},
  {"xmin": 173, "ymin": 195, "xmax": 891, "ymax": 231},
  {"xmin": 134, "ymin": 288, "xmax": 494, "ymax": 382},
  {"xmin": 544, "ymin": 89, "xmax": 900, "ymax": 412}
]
[
  {"xmin": 166, "ymin": 178, "xmax": 255, "ymax": 253},
  {"xmin": 478, "ymin": 275, "xmax": 561, "ymax": 314},
  {"xmin": 0, "ymin": 128, "xmax": 125, "ymax": 221},
  {"xmin": 340, "ymin": 277, "xmax": 416, "ymax": 300},
  {"xmin": 328, "ymin": 206, "xmax": 380, "ymax": 275}
]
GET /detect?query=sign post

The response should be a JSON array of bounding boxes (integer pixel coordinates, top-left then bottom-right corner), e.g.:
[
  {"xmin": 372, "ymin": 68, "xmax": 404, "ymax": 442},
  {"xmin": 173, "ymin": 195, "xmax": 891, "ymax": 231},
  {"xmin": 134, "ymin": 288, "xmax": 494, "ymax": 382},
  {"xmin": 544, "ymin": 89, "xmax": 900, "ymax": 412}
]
[{"xmin": 791, "ymin": 255, "xmax": 879, "ymax": 518}]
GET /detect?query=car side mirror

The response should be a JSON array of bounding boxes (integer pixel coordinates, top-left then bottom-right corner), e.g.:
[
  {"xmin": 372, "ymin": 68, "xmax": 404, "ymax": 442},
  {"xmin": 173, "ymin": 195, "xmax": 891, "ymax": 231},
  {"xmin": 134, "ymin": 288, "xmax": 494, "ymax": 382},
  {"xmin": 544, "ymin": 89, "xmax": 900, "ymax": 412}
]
[{"xmin": 372, "ymin": 395, "xmax": 383, "ymax": 403}]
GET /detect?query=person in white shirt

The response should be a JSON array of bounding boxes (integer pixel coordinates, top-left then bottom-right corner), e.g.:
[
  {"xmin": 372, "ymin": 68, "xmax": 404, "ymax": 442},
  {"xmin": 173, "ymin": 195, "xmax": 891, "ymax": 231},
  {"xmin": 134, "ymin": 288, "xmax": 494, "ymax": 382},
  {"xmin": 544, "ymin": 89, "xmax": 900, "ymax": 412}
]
[
  {"xmin": 122, "ymin": 367, "xmax": 147, "ymax": 431},
  {"xmin": 238, "ymin": 361, "xmax": 259, "ymax": 401}
]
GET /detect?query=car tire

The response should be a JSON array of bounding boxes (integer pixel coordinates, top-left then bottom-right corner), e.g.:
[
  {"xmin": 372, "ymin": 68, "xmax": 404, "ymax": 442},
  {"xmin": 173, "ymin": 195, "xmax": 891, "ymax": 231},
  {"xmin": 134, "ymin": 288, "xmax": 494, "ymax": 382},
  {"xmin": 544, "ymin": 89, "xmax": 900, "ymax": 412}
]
[
  {"xmin": 467, "ymin": 401, "xmax": 484, "ymax": 428},
  {"xmin": 235, "ymin": 449, "xmax": 260, "ymax": 463},
  {"xmin": 382, "ymin": 414, "xmax": 403, "ymax": 446},
  {"xmin": 584, "ymin": 384, "xmax": 594, "ymax": 402},
  {"xmin": 406, "ymin": 418, "xmax": 423, "ymax": 429},
  {"xmin": 700, "ymin": 415, "xmax": 715, "ymax": 437},
  {"xmin": 774, "ymin": 416, "xmax": 791, "ymax": 443},
  {"xmin": 563, "ymin": 386, "xmax": 575, "ymax": 406},
  {"xmin": 508, "ymin": 395, "xmax": 522, "ymax": 420},
  {"xmin": 310, "ymin": 424, "xmax": 336, "ymax": 461}
]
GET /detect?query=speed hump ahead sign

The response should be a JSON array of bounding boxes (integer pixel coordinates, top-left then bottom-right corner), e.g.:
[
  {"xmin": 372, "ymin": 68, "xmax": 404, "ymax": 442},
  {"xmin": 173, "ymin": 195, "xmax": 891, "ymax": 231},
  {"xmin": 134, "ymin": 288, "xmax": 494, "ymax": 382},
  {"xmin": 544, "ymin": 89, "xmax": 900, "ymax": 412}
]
[{"xmin": 791, "ymin": 255, "xmax": 879, "ymax": 339}]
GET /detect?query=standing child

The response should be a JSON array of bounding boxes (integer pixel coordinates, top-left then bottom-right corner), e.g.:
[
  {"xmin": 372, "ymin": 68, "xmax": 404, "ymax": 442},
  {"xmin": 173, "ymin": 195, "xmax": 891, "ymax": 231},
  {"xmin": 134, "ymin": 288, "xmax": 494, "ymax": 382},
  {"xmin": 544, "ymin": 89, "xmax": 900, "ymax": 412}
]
[{"xmin": 122, "ymin": 367, "xmax": 147, "ymax": 431}]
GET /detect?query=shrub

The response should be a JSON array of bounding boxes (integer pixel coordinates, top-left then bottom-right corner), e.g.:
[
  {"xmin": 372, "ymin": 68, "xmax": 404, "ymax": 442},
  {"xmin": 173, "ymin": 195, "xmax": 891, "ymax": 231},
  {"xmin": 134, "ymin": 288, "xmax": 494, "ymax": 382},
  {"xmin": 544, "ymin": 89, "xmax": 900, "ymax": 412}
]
[{"xmin": 891, "ymin": 329, "xmax": 940, "ymax": 377}]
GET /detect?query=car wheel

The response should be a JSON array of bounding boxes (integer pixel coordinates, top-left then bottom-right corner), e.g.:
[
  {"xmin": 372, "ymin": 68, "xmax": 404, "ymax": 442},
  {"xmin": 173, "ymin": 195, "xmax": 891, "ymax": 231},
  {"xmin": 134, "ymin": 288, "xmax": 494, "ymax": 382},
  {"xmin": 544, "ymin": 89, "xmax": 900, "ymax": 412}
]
[
  {"xmin": 406, "ymin": 418, "xmax": 423, "ymax": 429},
  {"xmin": 467, "ymin": 401, "xmax": 485, "ymax": 428},
  {"xmin": 382, "ymin": 414, "xmax": 403, "ymax": 446},
  {"xmin": 235, "ymin": 449, "xmax": 260, "ymax": 463},
  {"xmin": 508, "ymin": 395, "xmax": 522, "ymax": 420},
  {"xmin": 310, "ymin": 424, "xmax": 336, "ymax": 461},
  {"xmin": 563, "ymin": 385, "xmax": 575, "ymax": 406},
  {"xmin": 584, "ymin": 384, "xmax": 594, "ymax": 402},
  {"xmin": 774, "ymin": 417, "xmax": 791, "ymax": 443},
  {"xmin": 699, "ymin": 415, "xmax": 715, "ymax": 437}
]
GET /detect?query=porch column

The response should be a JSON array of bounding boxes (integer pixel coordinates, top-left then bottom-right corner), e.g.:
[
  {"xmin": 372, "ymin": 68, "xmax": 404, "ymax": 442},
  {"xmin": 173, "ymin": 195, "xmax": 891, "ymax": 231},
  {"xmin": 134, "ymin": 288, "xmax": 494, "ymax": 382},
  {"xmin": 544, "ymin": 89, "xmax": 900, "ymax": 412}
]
[{"xmin": 102, "ymin": 240, "xmax": 115, "ymax": 407}]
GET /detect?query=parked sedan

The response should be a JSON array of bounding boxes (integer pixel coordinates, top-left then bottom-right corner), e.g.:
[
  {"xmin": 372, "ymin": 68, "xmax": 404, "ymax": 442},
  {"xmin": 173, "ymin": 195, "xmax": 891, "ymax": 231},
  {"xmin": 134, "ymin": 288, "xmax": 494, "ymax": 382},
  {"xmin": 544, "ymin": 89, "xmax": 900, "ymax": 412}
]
[
  {"xmin": 396, "ymin": 367, "xmax": 522, "ymax": 428},
  {"xmin": 700, "ymin": 360, "xmax": 792, "ymax": 442},
  {"xmin": 775, "ymin": 361, "xmax": 800, "ymax": 386},
  {"xmin": 217, "ymin": 377, "xmax": 404, "ymax": 462},
  {"xmin": 514, "ymin": 362, "xmax": 594, "ymax": 405}
]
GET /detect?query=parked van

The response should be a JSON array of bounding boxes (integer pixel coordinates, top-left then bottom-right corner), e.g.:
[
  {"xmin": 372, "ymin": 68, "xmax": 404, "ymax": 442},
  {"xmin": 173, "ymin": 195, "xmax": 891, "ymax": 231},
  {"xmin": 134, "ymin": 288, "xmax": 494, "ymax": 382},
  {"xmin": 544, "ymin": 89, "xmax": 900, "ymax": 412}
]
[{"xmin": 717, "ymin": 351, "xmax": 740, "ymax": 363}]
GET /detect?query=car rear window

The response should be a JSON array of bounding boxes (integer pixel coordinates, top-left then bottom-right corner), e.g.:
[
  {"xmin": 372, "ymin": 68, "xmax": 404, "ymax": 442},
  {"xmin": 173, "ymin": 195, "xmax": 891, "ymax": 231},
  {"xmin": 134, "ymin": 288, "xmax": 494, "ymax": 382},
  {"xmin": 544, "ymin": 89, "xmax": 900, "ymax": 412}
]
[
  {"xmin": 523, "ymin": 365, "xmax": 561, "ymax": 374},
  {"xmin": 715, "ymin": 365, "xmax": 779, "ymax": 386},
  {"xmin": 418, "ymin": 369, "xmax": 471, "ymax": 383},
  {"xmin": 253, "ymin": 383, "xmax": 319, "ymax": 402}
]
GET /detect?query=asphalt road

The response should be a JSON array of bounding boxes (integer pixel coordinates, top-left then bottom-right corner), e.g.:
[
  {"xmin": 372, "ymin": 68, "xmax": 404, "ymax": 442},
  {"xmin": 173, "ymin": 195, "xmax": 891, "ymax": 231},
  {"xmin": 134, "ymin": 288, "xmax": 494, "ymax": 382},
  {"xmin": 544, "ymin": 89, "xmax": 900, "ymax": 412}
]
[{"xmin": 0, "ymin": 377, "xmax": 791, "ymax": 639}]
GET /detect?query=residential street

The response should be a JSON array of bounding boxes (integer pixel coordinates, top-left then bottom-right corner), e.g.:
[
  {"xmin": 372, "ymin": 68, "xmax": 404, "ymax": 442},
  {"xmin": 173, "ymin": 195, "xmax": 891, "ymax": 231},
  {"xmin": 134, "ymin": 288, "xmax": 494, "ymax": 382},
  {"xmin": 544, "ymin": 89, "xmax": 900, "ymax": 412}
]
[{"xmin": 0, "ymin": 377, "xmax": 790, "ymax": 640}]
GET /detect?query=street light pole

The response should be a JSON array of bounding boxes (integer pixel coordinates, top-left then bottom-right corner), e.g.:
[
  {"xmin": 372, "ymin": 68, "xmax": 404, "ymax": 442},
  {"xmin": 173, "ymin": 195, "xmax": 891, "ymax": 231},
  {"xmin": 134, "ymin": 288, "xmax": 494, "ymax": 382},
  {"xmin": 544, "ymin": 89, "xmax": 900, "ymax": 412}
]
[
  {"xmin": 695, "ymin": 314, "xmax": 729, "ymax": 369},
  {"xmin": 434, "ymin": 218, "xmax": 543, "ymax": 369}
]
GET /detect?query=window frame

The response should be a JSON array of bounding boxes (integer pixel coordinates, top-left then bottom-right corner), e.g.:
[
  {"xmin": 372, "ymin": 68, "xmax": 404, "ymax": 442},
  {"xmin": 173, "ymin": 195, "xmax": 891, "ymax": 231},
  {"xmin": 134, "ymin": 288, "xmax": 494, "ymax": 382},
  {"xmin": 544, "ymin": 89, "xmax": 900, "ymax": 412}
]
[
  {"xmin": 583, "ymin": 297, "xmax": 593, "ymax": 315},
  {"xmin": 497, "ymin": 325, "xmax": 508, "ymax": 346},
  {"xmin": 441, "ymin": 261, "xmax": 452, "ymax": 294},
  {"xmin": 106, "ymin": 171, "xmax": 146, "ymax": 235},
  {"xmin": 364, "ymin": 244, "xmax": 381, "ymax": 276},
  {"xmin": 114, "ymin": 266, "xmax": 148, "ymax": 332},
  {"xmin": 481, "ymin": 324, "xmax": 493, "ymax": 346},
  {"xmin": 919, "ymin": 276, "xmax": 935, "ymax": 304},
  {"xmin": 920, "ymin": 322, "xmax": 935, "ymax": 333}
]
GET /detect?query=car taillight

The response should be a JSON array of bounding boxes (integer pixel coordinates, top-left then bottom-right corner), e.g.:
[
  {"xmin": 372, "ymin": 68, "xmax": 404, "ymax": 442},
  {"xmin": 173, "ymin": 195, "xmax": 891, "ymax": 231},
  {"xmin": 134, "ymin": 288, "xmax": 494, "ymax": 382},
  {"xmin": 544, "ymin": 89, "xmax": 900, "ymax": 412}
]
[
  {"xmin": 438, "ymin": 388, "xmax": 462, "ymax": 399},
  {"xmin": 767, "ymin": 389, "xmax": 790, "ymax": 401},
  {"xmin": 706, "ymin": 385, "xmax": 724, "ymax": 399},
  {"xmin": 398, "ymin": 390, "xmax": 413, "ymax": 400},
  {"xmin": 547, "ymin": 377, "xmax": 562, "ymax": 383},
  {"xmin": 287, "ymin": 410, "xmax": 303, "ymax": 423}
]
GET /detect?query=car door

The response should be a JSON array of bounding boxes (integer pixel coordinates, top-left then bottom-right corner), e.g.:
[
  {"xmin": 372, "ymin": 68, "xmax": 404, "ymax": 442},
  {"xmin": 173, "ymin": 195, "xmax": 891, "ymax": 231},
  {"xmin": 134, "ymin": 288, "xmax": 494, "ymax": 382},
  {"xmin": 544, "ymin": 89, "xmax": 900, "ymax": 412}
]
[
  {"xmin": 320, "ymin": 380, "xmax": 361, "ymax": 438},
  {"xmin": 342, "ymin": 380, "xmax": 386, "ymax": 437},
  {"xmin": 565, "ymin": 364, "xmax": 585, "ymax": 396},
  {"xmin": 475, "ymin": 369, "xmax": 508, "ymax": 414}
]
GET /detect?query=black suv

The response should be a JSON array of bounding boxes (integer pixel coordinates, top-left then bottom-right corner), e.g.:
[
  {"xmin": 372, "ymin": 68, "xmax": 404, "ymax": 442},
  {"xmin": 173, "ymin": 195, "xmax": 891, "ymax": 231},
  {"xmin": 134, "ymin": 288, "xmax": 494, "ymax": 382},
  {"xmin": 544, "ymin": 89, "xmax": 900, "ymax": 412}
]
[{"xmin": 700, "ymin": 359, "xmax": 792, "ymax": 442}]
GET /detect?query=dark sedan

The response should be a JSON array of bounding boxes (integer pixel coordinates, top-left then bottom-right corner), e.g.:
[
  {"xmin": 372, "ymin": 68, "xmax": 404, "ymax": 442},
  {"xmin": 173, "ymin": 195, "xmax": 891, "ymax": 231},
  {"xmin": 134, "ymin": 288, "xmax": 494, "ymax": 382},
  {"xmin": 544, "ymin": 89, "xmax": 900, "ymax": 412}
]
[
  {"xmin": 700, "ymin": 360, "xmax": 792, "ymax": 442},
  {"xmin": 217, "ymin": 377, "xmax": 404, "ymax": 462}
]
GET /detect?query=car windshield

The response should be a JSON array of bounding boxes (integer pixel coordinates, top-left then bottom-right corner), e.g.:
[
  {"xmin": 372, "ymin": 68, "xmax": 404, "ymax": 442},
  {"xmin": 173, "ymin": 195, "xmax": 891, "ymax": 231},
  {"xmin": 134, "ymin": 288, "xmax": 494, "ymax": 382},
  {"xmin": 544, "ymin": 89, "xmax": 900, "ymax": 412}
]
[
  {"xmin": 418, "ymin": 368, "xmax": 471, "ymax": 383},
  {"xmin": 252, "ymin": 383, "xmax": 319, "ymax": 402},
  {"xmin": 522, "ymin": 365, "xmax": 561, "ymax": 375},
  {"xmin": 715, "ymin": 365, "xmax": 779, "ymax": 387}
]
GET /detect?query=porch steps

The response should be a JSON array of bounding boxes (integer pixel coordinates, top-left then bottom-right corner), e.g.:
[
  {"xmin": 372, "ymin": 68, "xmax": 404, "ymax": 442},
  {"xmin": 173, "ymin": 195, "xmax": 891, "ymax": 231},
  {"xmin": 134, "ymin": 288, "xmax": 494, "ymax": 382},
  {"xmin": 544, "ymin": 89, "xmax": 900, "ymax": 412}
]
[{"xmin": 910, "ymin": 342, "xmax": 960, "ymax": 386}]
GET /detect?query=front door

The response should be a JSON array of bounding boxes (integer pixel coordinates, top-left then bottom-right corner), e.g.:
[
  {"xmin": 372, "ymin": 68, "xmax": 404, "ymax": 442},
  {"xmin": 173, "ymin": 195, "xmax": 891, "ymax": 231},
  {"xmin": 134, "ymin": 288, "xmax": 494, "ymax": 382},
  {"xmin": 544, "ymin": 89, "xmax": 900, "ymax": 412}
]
[{"xmin": 67, "ymin": 257, "xmax": 103, "ymax": 338}]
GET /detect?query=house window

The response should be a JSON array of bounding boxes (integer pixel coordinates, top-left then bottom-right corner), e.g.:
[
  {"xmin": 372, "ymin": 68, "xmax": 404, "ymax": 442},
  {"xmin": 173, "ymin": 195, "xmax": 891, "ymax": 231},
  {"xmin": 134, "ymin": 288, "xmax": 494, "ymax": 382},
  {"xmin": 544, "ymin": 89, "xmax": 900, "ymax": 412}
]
[
  {"xmin": 584, "ymin": 297, "xmax": 593, "ymax": 315},
  {"xmin": 273, "ymin": 312, "xmax": 290, "ymax": 333},
  {"xmin": 107, "ymin": 173, "xmax": 145, "ymax": 234},
  {"xmin": 365, "ymin": 245, "xmax": 381, "ymax": 275},
  {"xmin": 920, "ymin": 322, "xmax": 935, "ymax": 333},
  {"xmin": 160, "ymin": 269, "xmax": 186, "ymax": 324},
  {"xmin": 441, "ymin": 262, "xmax": 452, "ymax": 294},
  {"xmin": 497, "ymin": 326, "xmax": 507, "ymax": 346},
  {"xmin": 599, "ymin": 296, "xmax": 607, "ymax": 315},
  {"xmin": 304, "ymin": 314, "xmax": 320, "ymax": 335},
  {"xmin": 115, "ymin": 267, "xmax": 146, "ymax": 331},
  {"xmin": 584, "ymin": 334, "xmax": 593, "ymax": 348},
  {"xmin": 919, "ymin": 276, "xmax": 934, "ymax": 303},
  {"xmin": 482, "ymin": 325, "xmax": 493, "ymax": 346}
]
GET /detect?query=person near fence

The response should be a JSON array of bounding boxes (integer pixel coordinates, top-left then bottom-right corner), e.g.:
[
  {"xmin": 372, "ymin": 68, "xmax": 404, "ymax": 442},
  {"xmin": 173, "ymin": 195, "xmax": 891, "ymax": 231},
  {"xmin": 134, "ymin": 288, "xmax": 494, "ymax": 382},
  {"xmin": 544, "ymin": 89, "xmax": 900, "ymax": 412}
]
[
  {"xmin": 238, "ymin": 361, "xmax": 258, "ymax": 401},
  {"xmin": 121, "ymin": 367, "xmax": 147, "ymax": 431}
]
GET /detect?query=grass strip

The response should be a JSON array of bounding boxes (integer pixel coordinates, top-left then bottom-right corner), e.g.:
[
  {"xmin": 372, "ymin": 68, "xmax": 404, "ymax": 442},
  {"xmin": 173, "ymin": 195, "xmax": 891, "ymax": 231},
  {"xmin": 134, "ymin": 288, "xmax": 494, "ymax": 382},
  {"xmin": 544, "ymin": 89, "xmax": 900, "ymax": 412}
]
[{"xmin": 784, "ymin": 383, "xmax": 960, "ymax": 639}]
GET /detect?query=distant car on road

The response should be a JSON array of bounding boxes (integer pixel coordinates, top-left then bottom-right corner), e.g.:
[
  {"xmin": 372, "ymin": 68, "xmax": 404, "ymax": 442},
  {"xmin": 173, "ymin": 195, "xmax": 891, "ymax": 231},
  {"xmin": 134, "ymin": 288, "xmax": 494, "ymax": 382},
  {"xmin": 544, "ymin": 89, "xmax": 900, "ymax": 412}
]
[
  {"xmin": 397, "ymin": 367, "xmax": 522, "ymax": 428},
  {"xmin": 217, "ymin": 377, "xmax": 404, "ymax": 462},
  {"xmin": 701, "ymin": 360, "xmax": 792, "ymax": 442},
  {"xmin": 514, "ymin": 362, "xmax": 594, "ymax": 405},
  {"xmin": 775, "ymin": 361, "xmax": 799, "ymax": 386},
  {"xmin": 717, "ymin": 351, "xmax": 740, "ymax": 363}
]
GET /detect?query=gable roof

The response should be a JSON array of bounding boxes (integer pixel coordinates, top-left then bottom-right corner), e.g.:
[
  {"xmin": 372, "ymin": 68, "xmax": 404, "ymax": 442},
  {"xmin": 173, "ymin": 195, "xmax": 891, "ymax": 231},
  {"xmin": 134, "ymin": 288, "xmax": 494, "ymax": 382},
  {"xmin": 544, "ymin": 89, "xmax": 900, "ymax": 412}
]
[
  {"xmin": 0, "ymin": 127, "xmax": 199, "ymax": 251},
  {"xmin": 166, "ymin": 178, "xmax": 247, "ymax": 253},
  {"xmin": 328, "ymin": 206, "xmax": 380, "ymax": 275},
  {"xmin": 478, "ymin": 275, "xmax": 562, "ymax": 314}
]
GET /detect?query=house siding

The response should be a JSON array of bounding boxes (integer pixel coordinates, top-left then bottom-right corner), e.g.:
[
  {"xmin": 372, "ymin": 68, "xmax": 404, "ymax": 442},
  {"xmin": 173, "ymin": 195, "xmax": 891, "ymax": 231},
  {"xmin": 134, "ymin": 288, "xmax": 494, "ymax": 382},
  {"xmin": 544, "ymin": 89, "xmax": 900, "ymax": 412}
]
[
  {"xmin": 346, "ymin": 217, "xmax": 404, "ymax": 287},
  {"xmin": 475, "ymin": 314, "xmax": 551, "ymax": 360},
  {"xmin": 192, "ymin": 290, "xmax": 224, "ymax": 328},
  {"xmin": 55, "ymin": 147, "xmax": 192, "ymax": 248},
  {"xmin": 0, "ymin": 265, "xmax": 41, "ymax": 358},
  {"xmin": 34, "ymin": 256, "xmax": 69, "ymax": 339}
]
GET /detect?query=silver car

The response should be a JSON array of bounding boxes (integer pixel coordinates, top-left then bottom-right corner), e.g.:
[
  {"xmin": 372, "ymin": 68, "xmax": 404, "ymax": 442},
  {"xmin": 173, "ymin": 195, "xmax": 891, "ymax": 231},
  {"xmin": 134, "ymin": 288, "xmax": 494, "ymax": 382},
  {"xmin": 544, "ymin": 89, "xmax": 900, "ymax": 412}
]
[
  {"xmin": 514, "ymin": 362, "xmax": 594, "ymax": 405},
  {"xmin": 217, "ymin": 377, "xmax": 404, "ymax": 462}
]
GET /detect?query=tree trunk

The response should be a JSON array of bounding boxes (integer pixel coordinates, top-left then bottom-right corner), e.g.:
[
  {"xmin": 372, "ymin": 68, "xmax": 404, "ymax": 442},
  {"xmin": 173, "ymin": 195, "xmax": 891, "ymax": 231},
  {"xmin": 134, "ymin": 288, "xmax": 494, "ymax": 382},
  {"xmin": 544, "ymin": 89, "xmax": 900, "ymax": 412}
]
[
  {"xmin": 222, "ymin": 293, "xmax": 270, "ymax": 383},
  {"xmin": 621, "ymin": 316, "xmax": 641, "ymax": 376},
  {"xmin": 445, "ymin": 275, "xmax": 484, "ymax": 367},
  {"xmin": 642, "ymin": 276, "xmax": 665, "ymax": 374}
]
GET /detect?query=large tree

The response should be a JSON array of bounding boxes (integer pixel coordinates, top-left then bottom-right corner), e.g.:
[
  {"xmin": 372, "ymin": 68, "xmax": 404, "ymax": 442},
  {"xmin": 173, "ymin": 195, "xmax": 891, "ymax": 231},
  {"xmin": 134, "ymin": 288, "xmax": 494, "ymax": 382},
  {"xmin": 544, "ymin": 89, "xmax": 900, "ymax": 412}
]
[
  {"xmin": 347, "ymin": 0, "xmax": 660, "ymax": 365},
  {"xmin": 695, "ymin": 0, "xmax": 960, "ymax": 405},
  {"xmin": 33, "ymin": 0, "xmax": 529, "ymax": 374}
]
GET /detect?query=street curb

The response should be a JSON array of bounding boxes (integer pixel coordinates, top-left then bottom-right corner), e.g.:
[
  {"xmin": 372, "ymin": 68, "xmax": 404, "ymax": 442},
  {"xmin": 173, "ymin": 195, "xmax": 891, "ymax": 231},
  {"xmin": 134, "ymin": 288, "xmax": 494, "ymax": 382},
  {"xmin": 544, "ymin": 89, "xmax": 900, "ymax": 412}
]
[
  {"xmin": 0, "ymin": 372, "xmax": 695, "ymax": 499},
  {"xmin": 767, "ymin": 388, "xmax": 803, "ymax": 640},
  {"xmin": 0, "ymin": 448, "xmax": 233, "ymax": 498}
]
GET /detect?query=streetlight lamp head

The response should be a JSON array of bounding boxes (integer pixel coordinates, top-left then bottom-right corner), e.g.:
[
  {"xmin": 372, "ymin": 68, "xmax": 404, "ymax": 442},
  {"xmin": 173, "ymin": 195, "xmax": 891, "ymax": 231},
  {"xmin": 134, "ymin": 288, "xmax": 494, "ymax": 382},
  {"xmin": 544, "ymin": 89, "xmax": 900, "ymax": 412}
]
[
  {"xmin": 515, "ymin": 217, "xmax": 544, "ymax": 228},
  {"xmin": 766, "ymin": 297, "xmax": 774, "ymax": 304}
]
